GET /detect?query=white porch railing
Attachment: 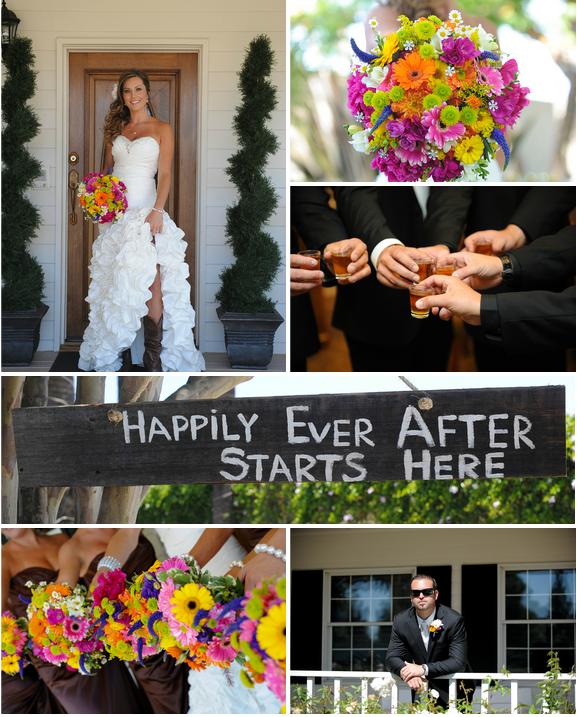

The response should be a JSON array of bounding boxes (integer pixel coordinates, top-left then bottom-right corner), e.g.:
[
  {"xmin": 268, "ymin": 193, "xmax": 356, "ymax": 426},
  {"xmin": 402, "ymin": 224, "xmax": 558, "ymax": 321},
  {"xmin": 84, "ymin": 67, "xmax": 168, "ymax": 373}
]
[{"xmin": 290, "ymin": 670, "xmax": 577, "ymax": 714}]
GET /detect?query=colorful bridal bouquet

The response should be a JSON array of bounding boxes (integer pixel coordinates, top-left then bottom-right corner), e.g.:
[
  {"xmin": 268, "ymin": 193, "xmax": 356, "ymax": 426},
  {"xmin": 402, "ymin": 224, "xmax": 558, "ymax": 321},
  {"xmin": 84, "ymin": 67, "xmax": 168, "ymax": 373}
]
[
  {"xmin": 26, "ymin": 581, "xmax": 107, "ymax": 675},
  {"xmin": 1, "ymin": 611, "xmax": 29, "ymax": 676},
  {"xmin": 230, "ymin": 576, "xmax": 286, "ymax": 705},
  {"xmin": 77, "ymin": 173, "xmax": 127, "ymax": 223},
  {"xmin": 346, "ymin": 10, "xmax": 530, "ymax": 181}
]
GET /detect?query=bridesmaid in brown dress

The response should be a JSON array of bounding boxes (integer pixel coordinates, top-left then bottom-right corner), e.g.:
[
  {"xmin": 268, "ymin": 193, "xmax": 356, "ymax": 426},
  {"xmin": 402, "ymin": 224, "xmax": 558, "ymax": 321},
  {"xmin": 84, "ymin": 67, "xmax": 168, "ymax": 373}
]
[
  {"xmin": 58, "ymin": 528, "xmax": 190, "ymax": 714},
  {"xmin": 1, "ymin": 528, "xmax": 67, "ymax": 714}
]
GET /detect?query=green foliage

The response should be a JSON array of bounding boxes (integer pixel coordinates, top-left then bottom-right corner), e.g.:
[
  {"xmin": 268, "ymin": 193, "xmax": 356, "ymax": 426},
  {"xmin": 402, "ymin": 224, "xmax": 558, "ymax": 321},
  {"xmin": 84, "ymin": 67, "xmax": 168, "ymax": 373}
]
[
  {"xmin": 291, "ymin": 683, "xmax": 385, "ymax": 714},
  {"xmin": 2, "ymin": 37, "xmax": 45, "ymax": 310},
  {"xmin": 532, "ymin": 651, "xmax": 576, "ymax": 714},
  {"xmin": 136, "ymin": 484, "xmax": 213, "ymax": 524},
  {"xmin": 216, "ymin": 34, "xmax": 281, "ymax": 313}
]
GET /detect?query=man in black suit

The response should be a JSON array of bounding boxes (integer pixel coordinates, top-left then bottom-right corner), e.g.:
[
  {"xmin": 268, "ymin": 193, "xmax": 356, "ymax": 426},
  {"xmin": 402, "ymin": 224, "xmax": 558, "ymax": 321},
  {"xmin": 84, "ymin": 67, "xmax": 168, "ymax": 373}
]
[{"xmin": 386, "ymin": 574, "xmax": 468, "ymax": 709}]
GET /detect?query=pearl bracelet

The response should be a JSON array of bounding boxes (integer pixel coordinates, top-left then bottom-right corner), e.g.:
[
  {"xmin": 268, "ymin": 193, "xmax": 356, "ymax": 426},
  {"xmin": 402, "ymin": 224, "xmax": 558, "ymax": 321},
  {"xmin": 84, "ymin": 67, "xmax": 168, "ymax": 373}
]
[
  {"xmin": 229, "ymin": 560, "xmax": 244, "ymax": 570},
  {"xmin": 151, "ymin": 207, "xmax": 164, "ymax": 214},
  {"xmin": 254, "ymin": 543, "xmax": 286, "ymax": 562},
  {"xmin": 97, "ymin": 555, "xmax": 122, "ymax": 571}
]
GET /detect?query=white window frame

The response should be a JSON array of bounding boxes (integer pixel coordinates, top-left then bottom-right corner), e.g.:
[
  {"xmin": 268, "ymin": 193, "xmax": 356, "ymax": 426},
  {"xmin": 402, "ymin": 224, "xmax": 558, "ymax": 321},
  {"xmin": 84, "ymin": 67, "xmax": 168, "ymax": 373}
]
[
  {"xmin": 322, "ymin": 566, "xmax": 415, "ymax": 671},
  {"xmin": 497, "ymin": 562, "xmax": 576, "ymax": 671}
]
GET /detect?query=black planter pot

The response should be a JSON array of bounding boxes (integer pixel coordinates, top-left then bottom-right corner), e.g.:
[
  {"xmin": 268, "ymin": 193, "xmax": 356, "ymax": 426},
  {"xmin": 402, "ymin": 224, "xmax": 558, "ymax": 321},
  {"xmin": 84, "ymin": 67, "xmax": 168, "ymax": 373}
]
[
  {"xmin": 2, "ymin": 302, "xmax": 49, "ymax": 366},
  {"xmin": 217, "ymin": 307, "xmax": 284, "ymax": 370}
]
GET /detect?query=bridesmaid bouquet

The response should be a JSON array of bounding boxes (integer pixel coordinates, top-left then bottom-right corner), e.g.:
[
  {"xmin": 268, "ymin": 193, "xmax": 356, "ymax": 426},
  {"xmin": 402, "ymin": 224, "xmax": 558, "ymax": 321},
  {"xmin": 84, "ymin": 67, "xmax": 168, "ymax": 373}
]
[
  {"xmin": 346, "ymin": 10, "xmax": 530, "ymax": 181},
  {"xmin": 1, "ymin": 611, "xmax": 29, "ymax": 676},
  {"xmin": 26, "ymin": 581, "xmax": 107, "ymax": 675},
  {"xmin": 230, "ymin": 576, "xmax": 286, "ymax": 705},
  {"xmin": 77, "ymin": 173, "xmax": 128, "ymax": 223}
]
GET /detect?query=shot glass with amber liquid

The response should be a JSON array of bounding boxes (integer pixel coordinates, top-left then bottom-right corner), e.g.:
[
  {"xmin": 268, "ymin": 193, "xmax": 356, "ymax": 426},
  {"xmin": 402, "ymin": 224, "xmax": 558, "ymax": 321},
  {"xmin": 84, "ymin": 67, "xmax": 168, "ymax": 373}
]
[
  {"xmin": 473, "ymin": 238, "xmax": 493, "ymax": 256},
  {"xmin": 409, "ymin": 285, "xmax": 434, "ymax": 319},
  {"xmin": 331, "ymin": 247, "xmax": 353, "ymax": 279},
  {"xmin": 298, "ymin": 249, "xmax": 321, "ymax": 270},
  {"xmin": 434, "ymin": 256, "xmax": 457, "ymax": 276},
  {"xmin": 416, "ymin": 256, "xmax": 434, "ymax": 281}
]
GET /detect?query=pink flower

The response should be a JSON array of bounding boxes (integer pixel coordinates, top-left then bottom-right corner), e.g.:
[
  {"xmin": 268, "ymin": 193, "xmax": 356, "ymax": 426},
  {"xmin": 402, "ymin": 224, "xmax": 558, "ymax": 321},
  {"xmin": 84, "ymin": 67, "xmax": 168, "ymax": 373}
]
[
  {"xmin": 347, "ymin": 70, "xmax": 373, "ymax": 126},
  {"xmin": 159, "ymin": 556, "xmax": 188, "ymax": 572},
  {"xmin": 264, "ymin": 658, "xmax": 286, "ymax": 702},
  {"xmin": 63, "ymin": 616, "xmax": 90, "ymax": 642},
  {"xmin": 239, "ymin": 618, "xmax": 256, "ymax": 644},
  {"xmin": 430, "ymin": 155, "xmax": 463, "ymax": 182},
  {"xmin": 207, "ymin": 638, "xmax": 237, "ymax": 664},
  {"xmin": 440, "ymin": 37, "xmax": 479, "ymax": 66},
  {"xmin": 92, "ymin": 569, "xmax": 126, "ymax": 606},
  {"xmin": 477, "ymin": 65, "xmax": 504, "ymax": 95},
  {"xmin": 500, "ymin": 59, "xmax": 518, "ymax": 86},
  {"xmin": 46, "ymin": 607, "xmax": 65, "ymax": 625},
  {"xmin": 489, "ymin": 84, "xmax": 530, "ymax": 126},
  {"xmin": 422, "ymin": 104, "xmax": 466, "ymax": 149}
]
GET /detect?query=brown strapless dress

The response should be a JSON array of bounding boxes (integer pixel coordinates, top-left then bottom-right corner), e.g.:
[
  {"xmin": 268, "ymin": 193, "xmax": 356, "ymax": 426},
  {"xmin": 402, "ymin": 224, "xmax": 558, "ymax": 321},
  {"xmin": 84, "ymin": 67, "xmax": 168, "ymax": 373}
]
[{"xmin": 83, "ymin": 535, "xmax": 190, "ymax": 714}]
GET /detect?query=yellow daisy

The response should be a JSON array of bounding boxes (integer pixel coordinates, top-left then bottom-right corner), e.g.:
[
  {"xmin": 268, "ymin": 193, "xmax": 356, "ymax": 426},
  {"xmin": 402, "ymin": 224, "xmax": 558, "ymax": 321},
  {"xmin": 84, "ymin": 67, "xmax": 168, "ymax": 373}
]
[
  {"xmin": 170, "ymin": 583, "xmax": 214, "ymax": 625},
  {"xmin": 1, "ymin": 654, "xmax": 20, "ymax": 675},
  {"xmin": 454, "ymin": 135, "xmax": 484, "ymax": 164},
  {"xmin": 256, "ymin": 603, "xmax": 286, "ymax": 661},
  {"xmin": 376, "ymin": 33, "xmax": 399, "ymax": 66}
]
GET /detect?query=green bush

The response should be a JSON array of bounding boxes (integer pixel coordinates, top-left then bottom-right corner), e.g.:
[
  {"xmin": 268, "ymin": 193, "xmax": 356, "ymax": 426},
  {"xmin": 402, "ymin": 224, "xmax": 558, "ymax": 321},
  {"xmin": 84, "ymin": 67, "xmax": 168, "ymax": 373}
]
[{"xmin": 136, "ymin": 484, "xmax": 212, "ymax": 523}]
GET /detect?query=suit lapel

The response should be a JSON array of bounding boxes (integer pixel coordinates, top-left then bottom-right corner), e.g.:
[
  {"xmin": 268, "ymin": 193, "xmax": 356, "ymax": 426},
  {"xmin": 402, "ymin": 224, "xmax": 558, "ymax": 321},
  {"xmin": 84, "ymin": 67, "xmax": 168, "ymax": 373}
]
[{"xmin": 427, "ymin": 606, "xmax": 441, "ymax": 660}]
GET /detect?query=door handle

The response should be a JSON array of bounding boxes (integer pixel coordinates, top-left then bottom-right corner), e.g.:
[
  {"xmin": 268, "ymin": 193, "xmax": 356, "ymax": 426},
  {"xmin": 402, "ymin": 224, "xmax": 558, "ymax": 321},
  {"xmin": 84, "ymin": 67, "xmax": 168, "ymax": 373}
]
[{"xmin": 68, "ymin": 169, "xmax": 79, "ymax": 225}]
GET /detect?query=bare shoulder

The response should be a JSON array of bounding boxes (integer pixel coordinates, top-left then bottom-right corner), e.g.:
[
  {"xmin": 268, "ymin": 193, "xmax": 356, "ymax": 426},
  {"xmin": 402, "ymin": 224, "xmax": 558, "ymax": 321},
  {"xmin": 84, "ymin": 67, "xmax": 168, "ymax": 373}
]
[{"xmin": 155, "ymin": 120, "xmax": 173, "ymax": 141}]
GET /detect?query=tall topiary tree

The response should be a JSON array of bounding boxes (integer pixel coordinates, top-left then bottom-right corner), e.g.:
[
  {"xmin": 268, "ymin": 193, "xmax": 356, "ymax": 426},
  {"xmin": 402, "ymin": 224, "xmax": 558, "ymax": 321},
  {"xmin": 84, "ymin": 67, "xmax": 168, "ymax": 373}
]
[
  {"xmin": 216, "ymin": 34, "xmax": 281, "ymax": 313},
  {"xmin": 2, "ymin": 37, "xmax": 44, "ymax": 310}
]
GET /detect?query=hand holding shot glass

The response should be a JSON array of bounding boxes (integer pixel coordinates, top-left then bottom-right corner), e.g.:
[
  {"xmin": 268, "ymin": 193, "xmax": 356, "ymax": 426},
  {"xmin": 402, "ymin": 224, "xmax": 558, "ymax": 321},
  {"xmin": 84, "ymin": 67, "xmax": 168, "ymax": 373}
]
[
  {"xmin": 290, "ymin": 251, "xmax": 324, "ymax": 296},
  {"xmin": 323, "ymin": 238, "xmax": 370, "ymax": 284},
  {"xmin": 412, "ymin": 274, "xmax": 483, "ymax": 325},
  {"xmin": 376, "ymin": 246, "xmax": 435, "ymax": 289}
]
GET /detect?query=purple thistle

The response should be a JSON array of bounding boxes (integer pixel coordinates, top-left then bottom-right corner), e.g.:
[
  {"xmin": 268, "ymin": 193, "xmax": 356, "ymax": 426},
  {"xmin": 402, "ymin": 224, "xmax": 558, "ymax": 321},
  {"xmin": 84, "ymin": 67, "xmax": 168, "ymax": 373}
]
[
  {"xmin": 127, "ymin": 620, "xmax": 143, "ymax": 636},
  {"xmin": 224, "ymin": 616, "xmax": 247, "ymax": 635},
  {"xmin": 480, "ymin": 51, "xmax": 500, "ymax": 61},
  {"xmin": 147, "ymin": 611, "xmax": 163, "ymax": 638},
  {"xmin": 371, "ymin": 105, "xmax": 392, "ymax": 133},
  {"xmin": 350, "ymin": 38, "xmax": 378, "ymax": 64},
  {"xmin": 491, "ymin": 128, "xmax": 510, "ymax": 168}
]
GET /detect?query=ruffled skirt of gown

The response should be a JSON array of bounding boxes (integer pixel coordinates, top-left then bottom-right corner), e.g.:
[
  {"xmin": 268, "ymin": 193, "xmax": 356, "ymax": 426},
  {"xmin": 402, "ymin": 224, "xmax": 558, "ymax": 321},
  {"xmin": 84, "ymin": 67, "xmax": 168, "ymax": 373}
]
[{"xmin": 78, "ymin": 207, "xmax": 205, "ymax": 372}]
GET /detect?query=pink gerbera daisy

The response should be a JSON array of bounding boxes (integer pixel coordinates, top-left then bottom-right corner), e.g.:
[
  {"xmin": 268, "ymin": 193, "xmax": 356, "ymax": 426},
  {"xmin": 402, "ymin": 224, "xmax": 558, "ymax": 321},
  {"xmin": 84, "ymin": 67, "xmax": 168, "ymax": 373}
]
[
  {"xmin": 264, "ymin": 659, "xmax": 286, "ymax": 702},
  {"xmin": 422, "ymin": 104, "xmax": 466, "ymax": 150},
  {"xmin": 159, "ymin": 556, "xmax": 189, "ymax": 572},
  {"xmin": 207, "ymin": 638, "xmax": 237, "ymax": 664},
  {"xmin": 477, "ymin": 65, "xmax": 504, "ymax": 95},
  {"xmin": 63, "ymin": 616, "xmax": 89, "ymax": 642}
]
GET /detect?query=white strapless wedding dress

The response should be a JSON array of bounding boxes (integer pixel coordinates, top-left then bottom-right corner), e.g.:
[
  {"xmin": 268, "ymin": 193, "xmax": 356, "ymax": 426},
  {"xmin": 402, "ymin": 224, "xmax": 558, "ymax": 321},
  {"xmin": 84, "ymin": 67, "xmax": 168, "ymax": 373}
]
[
  {"xmin": 78, "ymin": 135, "xmax": 205, "ymax": 372},
  {"xmin": 154, "ymin": 528, "xmax": 283, "ymax": 715}
]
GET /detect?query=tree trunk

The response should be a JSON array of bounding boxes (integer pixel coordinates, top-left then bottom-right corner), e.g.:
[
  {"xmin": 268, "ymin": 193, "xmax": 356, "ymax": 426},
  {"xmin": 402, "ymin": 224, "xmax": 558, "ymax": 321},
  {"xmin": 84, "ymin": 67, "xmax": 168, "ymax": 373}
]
[
  {"xmin": 73, "ymin": 377, "xmax": 107, "ymax": 522},
  {"xmin": 18, "ymin": 377, "xmax": 49, "ymax": 522},
  {"xmin": 97, "ymin": 377, "xmax": 164, "ymax": 523},
  {"xmin": 2, "ymin": 377, "xmax": 26, "ymax": 522},
  {"xmin": 165, "ymin": 376, "xmax": 251, "ymax": 401},
  {"xmin": 45, "ymin": 376, "xmax": 76, "ymax": 520}
]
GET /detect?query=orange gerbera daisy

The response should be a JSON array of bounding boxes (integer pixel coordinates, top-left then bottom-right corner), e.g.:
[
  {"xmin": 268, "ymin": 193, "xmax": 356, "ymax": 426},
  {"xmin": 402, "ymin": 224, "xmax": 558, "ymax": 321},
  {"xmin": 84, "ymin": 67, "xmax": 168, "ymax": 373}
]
[
  {"xmin": 466, "ymin": 95, "xmax": 482, "ymax": 109},
  {"xmin": 391, "ymin": 85, "xmax": 429, "ymax": 119},
  {"xmin": 393, "ymin": 51, "xmax": 436, "ymax": 91},
  {"xmin": 94, "ymin": 190, "xmax": 109, "ymax": 206}
]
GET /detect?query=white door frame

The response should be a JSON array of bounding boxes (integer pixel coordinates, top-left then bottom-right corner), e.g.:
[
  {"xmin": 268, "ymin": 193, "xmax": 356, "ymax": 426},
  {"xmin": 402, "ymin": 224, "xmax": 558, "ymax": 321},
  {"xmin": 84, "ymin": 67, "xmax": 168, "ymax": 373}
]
[{"xmin": 55, "ymin": 37, "xmax": 209, "ymax": 349}]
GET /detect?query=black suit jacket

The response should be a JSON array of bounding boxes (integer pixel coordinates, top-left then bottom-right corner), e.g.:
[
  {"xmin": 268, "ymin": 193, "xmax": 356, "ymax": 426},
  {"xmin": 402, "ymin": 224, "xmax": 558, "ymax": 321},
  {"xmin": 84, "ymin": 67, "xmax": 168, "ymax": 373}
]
[{"xmin": 386, "ymin": 603, "xmax": 468, "ymax": 706}]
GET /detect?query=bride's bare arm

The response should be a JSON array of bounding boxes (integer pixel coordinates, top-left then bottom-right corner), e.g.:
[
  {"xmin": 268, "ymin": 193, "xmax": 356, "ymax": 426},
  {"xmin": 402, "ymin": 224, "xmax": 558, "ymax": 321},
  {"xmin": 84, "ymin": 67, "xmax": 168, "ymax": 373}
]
[
  {"xmin": 102, "ymin": 141, "xmax": 113, "ymax": 174},
  {"xmin": 234, "ymin": 528, "xmax": 286, "ymax": 592},
  {"xmin": 145, "ymin": 123, "xmax": 173, "ymax": 235},
  {"xmin": 188, "ymin": 528, "xmax": 235, "ymax": 567},
  {"xmin": 89, "ymin": 528, "xmax": 141, "ymax": 589}
]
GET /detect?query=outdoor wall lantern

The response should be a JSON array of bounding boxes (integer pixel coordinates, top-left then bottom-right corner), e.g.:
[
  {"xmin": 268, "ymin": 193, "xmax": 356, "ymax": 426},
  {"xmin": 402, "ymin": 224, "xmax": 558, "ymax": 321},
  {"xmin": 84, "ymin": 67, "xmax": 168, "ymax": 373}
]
[{"xmin": 1, "ymin": 1, "xmax": 20, "ymax": 55}]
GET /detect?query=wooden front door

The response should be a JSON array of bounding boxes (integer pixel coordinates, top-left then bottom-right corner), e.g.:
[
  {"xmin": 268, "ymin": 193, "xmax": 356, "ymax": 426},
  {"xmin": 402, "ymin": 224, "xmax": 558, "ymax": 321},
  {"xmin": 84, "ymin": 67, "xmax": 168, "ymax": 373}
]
[{"xmin": 65, "ymin": 52, "xmax": 198, "ymax": 347}]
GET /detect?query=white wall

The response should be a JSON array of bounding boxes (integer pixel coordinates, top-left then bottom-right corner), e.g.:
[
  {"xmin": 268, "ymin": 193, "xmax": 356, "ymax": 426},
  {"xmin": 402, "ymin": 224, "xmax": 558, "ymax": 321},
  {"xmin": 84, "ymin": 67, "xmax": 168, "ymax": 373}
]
[{"xmin": 11, "ymin": 0, "xmax": 286, "ymax": 354}]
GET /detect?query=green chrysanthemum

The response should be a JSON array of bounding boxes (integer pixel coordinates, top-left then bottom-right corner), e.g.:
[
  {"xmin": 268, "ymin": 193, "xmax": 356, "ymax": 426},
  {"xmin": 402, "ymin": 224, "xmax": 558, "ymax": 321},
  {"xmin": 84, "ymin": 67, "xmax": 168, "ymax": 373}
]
[
  {"xmin": 460, "ymin": 106, "xmax": 479, "ymax": 125},
  {"xmin": 440, "ymin": 105, "xmax": 460, "ymax": 126},
  {"xmin": 423, "ymin": 93, "xmax": 442, "ymax": 110},
  {"xmin": 414, "ymin": 20, "xmax": 435, "ymax": 40},
  {"xmin": 434, "ymin": 82, "xmax": 452, "ymax": 100},
  {"xmin": 419, "ymin": 43, "xmax": 436, "ymax": 59},
  {"xmin": 372, "ymin": 91, "xmax": 389, "ymax": 110},
  {"xmin": 363, "ymin": 90, "xmax": 375, "ymax": 107},
  {"xmin": 389, "ymin": 85, "xmax": 404, "ymax": 102}
]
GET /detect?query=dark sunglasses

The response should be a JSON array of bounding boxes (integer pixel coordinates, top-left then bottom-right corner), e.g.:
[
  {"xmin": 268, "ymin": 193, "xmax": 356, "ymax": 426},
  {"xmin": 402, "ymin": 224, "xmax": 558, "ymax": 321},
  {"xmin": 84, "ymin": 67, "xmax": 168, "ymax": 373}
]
[{"xmin": 410, "ymin": 588, "xmax": 435, "ymax": 597}]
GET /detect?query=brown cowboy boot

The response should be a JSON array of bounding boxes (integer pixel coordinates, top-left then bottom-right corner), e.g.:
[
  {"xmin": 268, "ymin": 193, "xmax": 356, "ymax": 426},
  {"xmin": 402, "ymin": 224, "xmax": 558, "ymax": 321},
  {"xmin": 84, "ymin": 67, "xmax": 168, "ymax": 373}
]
[
  {"xmin": 143, "ymin": 315, "xmax": 163, "ymax": 371},
  {"xmin": 120, "ymin": 349, "xmax": 133, "ymax": 371}
]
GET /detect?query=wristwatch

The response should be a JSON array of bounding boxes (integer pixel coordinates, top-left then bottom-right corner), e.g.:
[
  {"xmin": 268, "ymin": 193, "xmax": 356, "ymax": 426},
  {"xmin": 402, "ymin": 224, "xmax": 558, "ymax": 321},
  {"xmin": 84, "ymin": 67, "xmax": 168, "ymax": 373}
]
[{"xmin": 500, "ymin": 254, "xmax": 514, "ymax": 284}]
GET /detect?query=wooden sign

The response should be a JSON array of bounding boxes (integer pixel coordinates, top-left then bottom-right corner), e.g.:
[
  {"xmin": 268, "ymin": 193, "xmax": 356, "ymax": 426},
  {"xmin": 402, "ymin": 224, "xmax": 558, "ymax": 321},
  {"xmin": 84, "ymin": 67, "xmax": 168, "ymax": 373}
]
[{"xmin": 13, "ymin": 386, "xmax": 566, "ymax": 487}]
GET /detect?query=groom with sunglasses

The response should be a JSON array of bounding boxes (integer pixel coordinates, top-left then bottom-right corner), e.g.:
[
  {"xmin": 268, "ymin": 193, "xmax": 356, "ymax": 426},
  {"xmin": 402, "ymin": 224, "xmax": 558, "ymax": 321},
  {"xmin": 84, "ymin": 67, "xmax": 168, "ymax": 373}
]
[{"xmin": 386, "ymin": 575, "xmax": 468, "ymax": 709}]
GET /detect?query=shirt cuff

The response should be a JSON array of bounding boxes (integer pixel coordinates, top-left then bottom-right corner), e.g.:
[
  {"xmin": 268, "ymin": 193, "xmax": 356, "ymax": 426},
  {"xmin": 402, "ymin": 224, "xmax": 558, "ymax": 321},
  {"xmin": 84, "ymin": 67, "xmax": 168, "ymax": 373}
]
[
  {"xmin": 480, "ymin": 294, "xmax": 502, "ymax": 342},
  {"xmin": 371, "ymin": 238, "xmax": 404, "ymax": 270},
  {"xmin": 422, "ymin": 664, "xmax": 429, "ymax": 677}
]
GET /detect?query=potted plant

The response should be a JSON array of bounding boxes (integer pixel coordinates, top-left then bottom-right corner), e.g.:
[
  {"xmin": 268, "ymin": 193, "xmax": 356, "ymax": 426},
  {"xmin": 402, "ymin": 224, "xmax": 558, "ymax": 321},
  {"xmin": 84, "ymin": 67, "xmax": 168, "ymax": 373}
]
[
  {"xmin": 2, "ymin": 37, "xmax": 48, "ymax": 366},
  {"xmin": 216, "ymin": 34, "xmax": 284, "ymax": 369}
]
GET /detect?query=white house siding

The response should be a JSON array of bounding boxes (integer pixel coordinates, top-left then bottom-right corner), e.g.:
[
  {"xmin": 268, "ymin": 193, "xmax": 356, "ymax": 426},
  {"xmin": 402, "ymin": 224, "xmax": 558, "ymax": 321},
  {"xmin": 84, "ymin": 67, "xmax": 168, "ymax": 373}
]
[{"xmin": 11, "ymin": 0, "xmax": 286, "ymax": 354}]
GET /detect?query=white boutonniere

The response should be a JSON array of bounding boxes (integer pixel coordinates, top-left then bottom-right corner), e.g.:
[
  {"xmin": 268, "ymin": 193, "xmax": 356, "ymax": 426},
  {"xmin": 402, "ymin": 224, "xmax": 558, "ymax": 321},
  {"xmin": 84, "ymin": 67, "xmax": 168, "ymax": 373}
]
[{"xmin": 429, "ymin": 619, "xmax": 444, "ymax": 636}]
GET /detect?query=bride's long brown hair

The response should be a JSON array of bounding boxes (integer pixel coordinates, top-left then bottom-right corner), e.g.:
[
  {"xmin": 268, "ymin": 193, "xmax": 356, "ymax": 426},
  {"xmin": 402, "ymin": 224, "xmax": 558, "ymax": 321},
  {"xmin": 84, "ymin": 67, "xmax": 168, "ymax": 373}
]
[{"xmin": 103, "ymin": 69, "xmax": 156, "ymax": 144}]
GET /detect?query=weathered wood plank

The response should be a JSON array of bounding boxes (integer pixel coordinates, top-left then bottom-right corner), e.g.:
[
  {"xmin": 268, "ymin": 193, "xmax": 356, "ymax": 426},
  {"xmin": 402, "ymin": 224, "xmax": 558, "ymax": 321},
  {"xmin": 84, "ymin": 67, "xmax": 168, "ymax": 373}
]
[{"xmin": 12, "ymin": 386, "xmax": 566, "ymax": 487}]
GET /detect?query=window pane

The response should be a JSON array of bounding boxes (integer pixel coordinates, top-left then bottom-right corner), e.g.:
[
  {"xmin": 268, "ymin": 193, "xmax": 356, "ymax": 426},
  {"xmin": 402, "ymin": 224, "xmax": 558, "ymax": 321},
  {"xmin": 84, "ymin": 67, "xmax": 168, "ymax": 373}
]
[
  {"xmin": 529, "ymin": 649, "xmax": 549, "ymax": 673},
  {"xmin": 553, "ymin": 624, "xmax": 575, "ymax": 648},
  {"xmin": 507, "ymin": 624, "xmax": 527, "ymax": 648},
  {"xmin": 552, "ymin": 569, "xmax": 576, "ymax": 595},
  {"xmin": 393, "ymin": 574, "xmax": 412, "ymax": 596},
  {"xmin": 527, "ymin": 570, "xmax": 551, "ymax": 596},
  {"xmin": 332, "ymin": 576, "xmax": 350, "ymax": 599},
  {"xmin": 351, "ymin": 576, "xmax": 372, "ymax": 599},
  {"xmin": 351, "ymin": 599, "xmax": 371, "ymax": 622},
  {"xmin": 373, "ymin": 649, "xmax": 387, "ymax": 671},
  {"xmin": 333, "ymin": 626, "xmax": 351, "ymax": 649},
  {"xmin": 507, "ymin": 649, "xmax": 528, "ymax": 671},
  {"xmin": 552, "ymin": 593, "xmax": 576, "ymax": 620},
  {"xmin": 370, "ymin": 599, "xmax": 391, "ymax": 623},
  {"xmin": 506, "ymin": 571, "xmax": 527, "ymax": 595},
  {"xmin": 506, "ymin": 595, "xmax": 527, "ymax": 620},
  {"xmin": 558, "ymin": 649, "xmax": 576, "ymax": 672},
  {"xmin": 529, "ymin": 624, "xmax": 550, "ymax": 648},
  {"xmin": 331, "ymin": 600, "xmax": 350, "ymax": 622},
  {"xmin": 371, "ymin": 575, "xmax": 391, "ymax": 599},
  {"xmin": 353, "ymin": 626, "xmax": 372, "ymax": 648},
  {"xmin": 528, "ymin": 594, "xmax": 550, "ymax": 620},
  {"xmin": 332, "ymin": 649, "xmax": 351, "ymax": 670},
  {"xmin": 352, "ymin": 650, "xmax": 371, "ymax": 670},
  {"xmin": 393, "ymin": 598, "xmax": 409, "ymax": 617},
  {"xmin": 373, "ymin": 626, "xmax": 392, "ymax": 649}
]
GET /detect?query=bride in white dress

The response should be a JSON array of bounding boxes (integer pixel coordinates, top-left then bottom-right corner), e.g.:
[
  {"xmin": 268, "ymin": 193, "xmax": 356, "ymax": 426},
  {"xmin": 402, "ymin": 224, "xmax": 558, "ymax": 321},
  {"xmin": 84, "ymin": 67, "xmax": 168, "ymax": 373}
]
[
  {"xmin": 78, "ymin": 69, "xmax": 205, "ymax": 372},
  {"xmin": 155, "ymin": 528, "xmax": 283, "ymax": 715}
]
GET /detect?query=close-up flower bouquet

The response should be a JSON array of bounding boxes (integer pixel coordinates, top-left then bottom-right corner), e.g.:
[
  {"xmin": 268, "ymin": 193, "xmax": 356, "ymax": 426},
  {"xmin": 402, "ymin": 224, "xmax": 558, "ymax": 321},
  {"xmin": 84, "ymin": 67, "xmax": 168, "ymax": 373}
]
[
  {"xmin": 346, "ymin": 10, "xmax": 530, "ymax": 181},
  {"xmin": 77, "ymin": 172, "xmax": 128, "ymax": 223},
  {"xmin": 230, "ymin": 576, "xmax": 286, "ymax": 705},
  {"xmin": 1, "ymin": 611, "xmax": 29, "ymax": 676},
  {"xmin": 26, "ymin": 581, "xmax": 108, "ymax": 675}
]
